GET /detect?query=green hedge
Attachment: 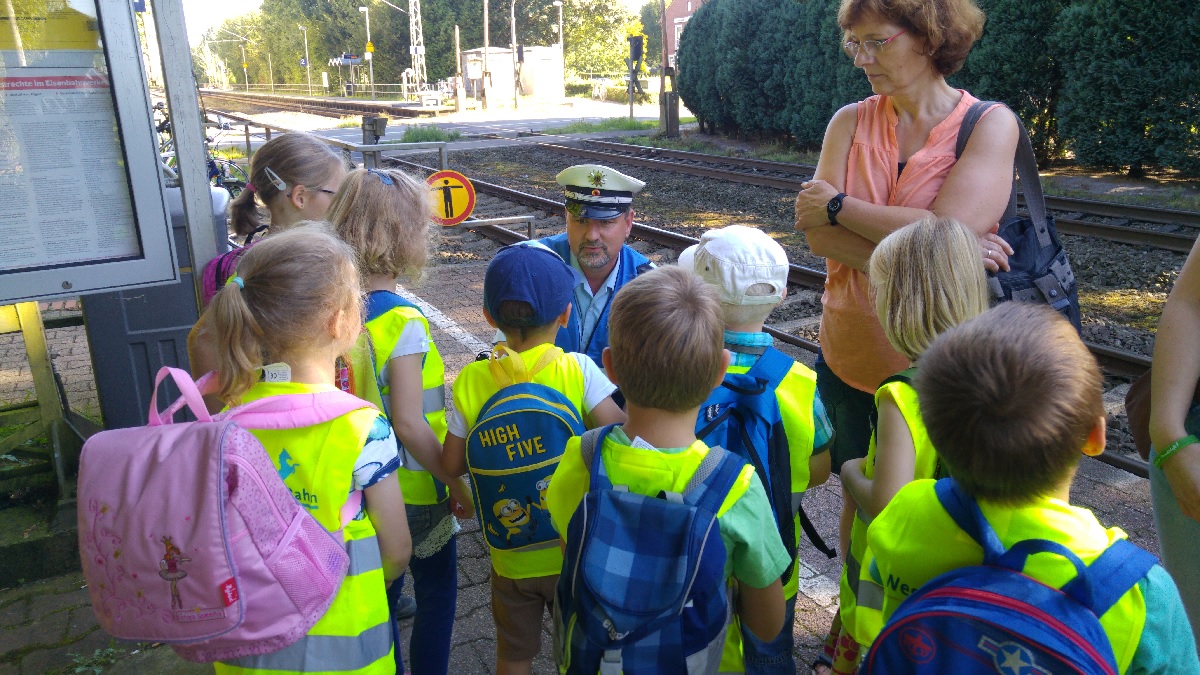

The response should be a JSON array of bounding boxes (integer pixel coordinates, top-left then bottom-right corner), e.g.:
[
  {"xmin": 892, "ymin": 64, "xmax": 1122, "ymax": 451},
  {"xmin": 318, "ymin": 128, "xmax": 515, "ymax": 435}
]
[{"xmin": 677, "ymin": 0, "xmax": 1200, "ymax": 175}]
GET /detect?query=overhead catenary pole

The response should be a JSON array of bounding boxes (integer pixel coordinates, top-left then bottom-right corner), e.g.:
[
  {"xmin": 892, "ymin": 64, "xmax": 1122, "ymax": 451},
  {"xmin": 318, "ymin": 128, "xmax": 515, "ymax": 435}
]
[
  {"xmin": 482, "ymin": 0, "xmax": 490, "ymax": 108},
  {"xmin": 299, "ymin": 25, "xmax": 312, "ymax": 96},
  {"xmin": 510, "ymin": 0, "xmax": 518, "ymax": 108},
  {"xmin": 268, "ymin": 51, "xmax": 274, "ymax": 93},
  {"xmin": 454, "ymin": 24, "xmax": 464, "ymax": 112},
  {"xmin": 359, "ymin": 6, "xmax": 376, "ymax": 99}
]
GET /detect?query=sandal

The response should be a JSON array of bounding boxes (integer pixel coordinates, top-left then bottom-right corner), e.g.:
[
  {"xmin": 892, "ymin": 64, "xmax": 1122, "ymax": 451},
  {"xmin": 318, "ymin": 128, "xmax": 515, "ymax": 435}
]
[{"xmin": 811, "ymin": 652, "xmax": 833, "ymax": 675}]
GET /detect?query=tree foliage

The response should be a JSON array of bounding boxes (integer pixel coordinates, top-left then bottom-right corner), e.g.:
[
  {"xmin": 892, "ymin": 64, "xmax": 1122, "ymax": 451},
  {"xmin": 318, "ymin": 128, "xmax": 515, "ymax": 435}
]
[
  {"xmin": 638, "ymin": 2, "xmax": 662, "ymax": 68},
  {"xmin": 1054, "ymin": 0, "xmax": 1200, "ymax": 177},
  {"xmin": 194, "ymin": 0, "xmax": 635, "ymax": 89}
]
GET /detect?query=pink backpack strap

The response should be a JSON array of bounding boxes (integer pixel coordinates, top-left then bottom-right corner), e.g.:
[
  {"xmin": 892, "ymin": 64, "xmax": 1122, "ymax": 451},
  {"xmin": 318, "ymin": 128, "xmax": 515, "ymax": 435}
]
[{"xmin": 148, "ymin": 367, "xmax": 214, "ymax": 426}]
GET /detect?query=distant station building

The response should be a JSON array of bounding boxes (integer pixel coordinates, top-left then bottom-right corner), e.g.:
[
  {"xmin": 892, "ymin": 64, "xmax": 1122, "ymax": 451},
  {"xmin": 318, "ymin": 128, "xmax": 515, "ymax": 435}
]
[
  {"xmin": 460, "ymin": 45, "xmax": 565, "ymax": 104},
  {"xmin": 665, "ymin": 0, "xmax": 706, "ymax": 68}
]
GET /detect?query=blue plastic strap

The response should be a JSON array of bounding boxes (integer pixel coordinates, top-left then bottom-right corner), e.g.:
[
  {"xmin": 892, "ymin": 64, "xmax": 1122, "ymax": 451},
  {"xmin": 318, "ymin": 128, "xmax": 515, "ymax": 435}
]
[
  {"xmin": 1064, "ymin": 538, "xmax": 1157, "ymax": 616},
  {"xmin": 995, "ymin": 539, "xmax": 1093, "ymax": 606},
  {"xmin": 583, "ymin": 424, "xmax": 619, "ymax": 492},
  {"xmin": 933, "ymin": 478, "xmax": 1007, "ymax": 562}
]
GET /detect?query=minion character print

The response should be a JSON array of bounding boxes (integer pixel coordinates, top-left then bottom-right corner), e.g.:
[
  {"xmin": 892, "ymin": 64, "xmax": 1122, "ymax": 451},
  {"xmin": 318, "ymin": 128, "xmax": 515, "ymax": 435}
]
[{"xmin": 493, "ymin": 498, "xmax": 532, "ymax": 541}]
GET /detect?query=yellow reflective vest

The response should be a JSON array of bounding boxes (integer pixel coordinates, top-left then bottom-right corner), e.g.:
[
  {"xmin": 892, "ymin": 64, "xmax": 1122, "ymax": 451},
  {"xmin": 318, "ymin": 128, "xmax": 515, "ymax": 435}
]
[
  {"xmin": 841, "ymin": 373, "xmax": 936, "ymax": 648},
  {"xmin": 868, "ymin": 480, "xmax": 1146, "ymax": 673},
  {"xmin": 215, "ymin": 382, "xmax": 395, "ymax": 675},
  {"xmin": 353, "ymin": 303, "xmax": 448, "ymax": 507}
]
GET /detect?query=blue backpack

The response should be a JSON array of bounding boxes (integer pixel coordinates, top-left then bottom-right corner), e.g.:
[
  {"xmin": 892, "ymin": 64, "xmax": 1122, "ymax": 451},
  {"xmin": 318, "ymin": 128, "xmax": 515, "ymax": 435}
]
[
  {"xmin": 695, "ymin": 346, "xmax": 834, "ymax": 580},
  {"xmin": 466, "ymin": 345, "xmax": 584, "ymax": 551},
  {"xmin": 859, "ymin": 478, "xmax": 1157, "ymax": 675},
  {"xmin": 555, "ymin": 425, "xmax": 745, "ymax": 675}
]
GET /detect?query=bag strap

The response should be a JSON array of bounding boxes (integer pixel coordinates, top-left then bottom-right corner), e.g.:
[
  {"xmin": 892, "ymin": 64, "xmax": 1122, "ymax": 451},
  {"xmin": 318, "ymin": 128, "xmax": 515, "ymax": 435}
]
[
  {"xmin": 148, "ymin": 367, "xmax": 214, "ymax": 426},
  {"xmin": 582, "ymin": 424, "xmax": 619, "ymax": 491},
  {"xmin": 1064, "ymin": 538, "xmax": 1157, "ymax": 616},
  {"xmin": 683, "ymin": 446, "xmax": 745, "ymax": 516},
  {"xmin": 934, "ymin": 477, "xmax": 1007, "ymax": 562},
  {"xmin": 487, "ymin": 344, "xmax": 565, "ymax": 388},
  {"xmin": 221, "ymin": 390, "xmax": 378, "ymax": 430},
  {"xmin": 744, "ymin": 346, "xmax": 794, "ymax": 389},
  {"xmin": 880, "ymin": 366, "xmax": 918, "ymax": 389},
  {"xmin": 955, "ymin": 100, "xmax": 1053, "ymax": 250}
]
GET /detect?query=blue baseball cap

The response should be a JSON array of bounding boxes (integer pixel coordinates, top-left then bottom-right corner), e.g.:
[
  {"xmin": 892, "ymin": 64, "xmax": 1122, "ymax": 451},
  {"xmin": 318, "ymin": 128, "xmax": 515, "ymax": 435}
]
[{"xmin": 484, "ymin": 244, "xmax": 576, "ymax": 327}]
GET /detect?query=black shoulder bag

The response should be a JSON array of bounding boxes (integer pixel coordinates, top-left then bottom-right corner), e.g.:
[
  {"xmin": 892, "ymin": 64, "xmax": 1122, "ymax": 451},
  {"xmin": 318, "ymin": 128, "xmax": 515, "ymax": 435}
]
[{"xmin": 957, "ymin": 101, "xmax": 1082, "ymax": 332}]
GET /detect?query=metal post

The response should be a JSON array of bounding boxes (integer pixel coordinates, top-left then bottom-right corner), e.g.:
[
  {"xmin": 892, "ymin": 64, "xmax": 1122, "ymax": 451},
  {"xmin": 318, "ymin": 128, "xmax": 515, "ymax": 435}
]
[
  {"xmin": 360, "ymin": 6, "xmax": 376, "ymax": 99},
  {"xmin": 241, "ymin": 43, "xmax": 248, "ymax": 91},
  {"xmin": 553, "ymin": 0, "xmax": 563, "ymax": 99},
  {"xmin": 482, "ymin": 0, "xmax": 490, "ymax": 109},
  {"xmin": 627, "ymin": 42, "xmax": 634, "ymax": 120},
  {"xmin": 244, "ymin": 124, "xmax": 251, "ymax": 158},
  {"xmin": 658, "ymin": 0, "xmax": 666, "ymax": 133},
  {"xmin": 439, "ymin": 144, "xmax": 448, "ymax": 171},
  {"xmin": 268, "ymin": 52, "xmax": 274, "ymax": 93},
  {"xmin": 510, "ymin": 0, "xmax": 518, "ymax": 109},
  {"xmin": 454, "ymin": 25, "xmax": 464, "ymax": 113},
  {"xmin": 300, "ymin": 25, "xmax": 312, "ymax": 96}
]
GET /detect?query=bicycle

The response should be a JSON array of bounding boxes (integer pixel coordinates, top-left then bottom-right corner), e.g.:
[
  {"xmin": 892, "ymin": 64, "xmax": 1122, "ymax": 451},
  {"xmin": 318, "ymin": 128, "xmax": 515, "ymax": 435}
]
[{"xmin": 155, "ymin": 104, "xmax": 249, "ymax": 197}]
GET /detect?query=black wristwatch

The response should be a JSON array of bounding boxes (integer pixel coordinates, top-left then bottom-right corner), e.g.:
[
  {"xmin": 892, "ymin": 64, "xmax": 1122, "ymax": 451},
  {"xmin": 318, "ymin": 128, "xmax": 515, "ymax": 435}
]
[{"xmin": 826, "ymin": 193, "xmax": 847, "ymax": 226}]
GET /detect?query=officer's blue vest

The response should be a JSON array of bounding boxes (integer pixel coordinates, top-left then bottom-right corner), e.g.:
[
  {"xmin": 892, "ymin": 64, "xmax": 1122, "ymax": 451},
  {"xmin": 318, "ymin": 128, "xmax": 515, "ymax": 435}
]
[{"xmin": 538, "ymin": 233, "xmax": 650, "ymax": 368}]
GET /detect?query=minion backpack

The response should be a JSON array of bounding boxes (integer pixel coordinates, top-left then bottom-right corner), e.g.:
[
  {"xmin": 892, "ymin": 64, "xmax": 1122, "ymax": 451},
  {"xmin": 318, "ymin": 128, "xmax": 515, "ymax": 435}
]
[{"xmin": 465, "ymin": 345, "xmax": 585, "ymax": 551}]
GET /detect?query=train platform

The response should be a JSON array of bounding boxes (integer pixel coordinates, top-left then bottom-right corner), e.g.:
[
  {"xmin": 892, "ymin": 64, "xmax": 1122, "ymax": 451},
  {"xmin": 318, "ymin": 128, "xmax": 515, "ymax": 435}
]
[{"xmin": 0, "ymin": 234, "xmax": 1157, "ymax": 673}]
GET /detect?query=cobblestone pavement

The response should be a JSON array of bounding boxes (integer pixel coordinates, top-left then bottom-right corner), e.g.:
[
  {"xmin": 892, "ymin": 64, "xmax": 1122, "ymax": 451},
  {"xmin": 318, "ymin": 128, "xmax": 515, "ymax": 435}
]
[{"xmin": 0, "ymin": 261, "xmax": 1156, "ymax": 673}]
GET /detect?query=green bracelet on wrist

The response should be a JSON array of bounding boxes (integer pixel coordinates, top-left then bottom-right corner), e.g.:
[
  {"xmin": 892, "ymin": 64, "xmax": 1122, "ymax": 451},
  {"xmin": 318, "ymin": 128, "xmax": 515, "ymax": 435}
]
[{"xmin": 1155, "ymin": 435, "xmax": 1200, "ymax": 469}]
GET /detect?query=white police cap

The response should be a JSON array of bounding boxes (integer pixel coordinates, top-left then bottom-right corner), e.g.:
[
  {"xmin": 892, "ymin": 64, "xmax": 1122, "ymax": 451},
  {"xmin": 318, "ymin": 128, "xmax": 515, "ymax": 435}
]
[{"xmin": 556, "ymin": 164, "xmax": 646, "ymax": 220}]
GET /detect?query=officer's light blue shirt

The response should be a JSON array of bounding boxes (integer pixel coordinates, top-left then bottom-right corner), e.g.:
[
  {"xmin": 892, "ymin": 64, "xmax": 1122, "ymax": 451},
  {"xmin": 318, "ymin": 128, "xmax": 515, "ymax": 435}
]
[{"xmin": 569, "ymin": 253, "xmax": 622, "ymax": 352}]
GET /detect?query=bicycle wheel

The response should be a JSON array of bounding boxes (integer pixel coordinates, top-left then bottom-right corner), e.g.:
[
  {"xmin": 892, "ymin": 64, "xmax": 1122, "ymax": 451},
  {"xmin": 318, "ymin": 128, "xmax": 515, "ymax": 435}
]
[{"xmin": 209, "ymin": 159, "xmax": 248, "ymax": 198}]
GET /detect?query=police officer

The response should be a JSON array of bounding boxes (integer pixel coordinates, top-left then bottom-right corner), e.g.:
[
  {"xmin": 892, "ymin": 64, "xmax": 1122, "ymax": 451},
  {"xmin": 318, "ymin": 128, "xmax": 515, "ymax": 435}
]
[{"xmin": 536, "ymin": 164, "xmax": 653, "ymax": 370}]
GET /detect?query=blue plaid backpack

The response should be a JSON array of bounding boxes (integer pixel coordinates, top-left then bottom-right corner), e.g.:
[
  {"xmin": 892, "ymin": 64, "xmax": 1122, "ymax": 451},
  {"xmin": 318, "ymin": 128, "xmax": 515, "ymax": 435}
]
[
  {"xmin": 554, "ymin": 425, "xmax": 746, "ymax": 675},
  {"xmin": 466, "ymin": 345, "xmax": 585, "ymax": 551},
  {"xmin": 859, "ymin": 479, "xmax": 1157, "ymax": 675},
  {"xmin": 695, "ymin": 346, "xmax": 834, "ymax": 578}
]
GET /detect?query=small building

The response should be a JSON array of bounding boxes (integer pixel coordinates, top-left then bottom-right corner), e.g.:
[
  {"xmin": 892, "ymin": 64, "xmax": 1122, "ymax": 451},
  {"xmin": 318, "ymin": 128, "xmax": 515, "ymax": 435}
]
[
  {"xmin": 665, "ymin": 0, "xmax": 707, "ymax": 68},
  {"xmin": 460, "ymin": 45, "xmax": 564, "ymax": 104}
]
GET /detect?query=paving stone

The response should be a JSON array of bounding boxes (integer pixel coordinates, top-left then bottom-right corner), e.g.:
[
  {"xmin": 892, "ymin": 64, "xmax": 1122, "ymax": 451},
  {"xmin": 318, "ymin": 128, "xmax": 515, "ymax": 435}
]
[
  {"xmin": 15, "ymin": 626, "xmax": 108, "ymax": 675},
  {"xmin": 0, "ymin": 600, "xmax": 28, "ymax": 630},
  {"xmin": 0, "ymin": 609, "xmax": 69, "ymax": 659},
  {"xmin": 28, "ymin": 590, "xmax": 91, "ymax": 623}
]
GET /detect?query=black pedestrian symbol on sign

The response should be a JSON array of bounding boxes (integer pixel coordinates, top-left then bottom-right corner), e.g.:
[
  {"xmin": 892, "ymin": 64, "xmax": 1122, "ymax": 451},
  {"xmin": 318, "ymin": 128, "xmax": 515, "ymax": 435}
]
[{"xmin": 438, "ymin": 179, "xmax": 465, "ymax": 219}]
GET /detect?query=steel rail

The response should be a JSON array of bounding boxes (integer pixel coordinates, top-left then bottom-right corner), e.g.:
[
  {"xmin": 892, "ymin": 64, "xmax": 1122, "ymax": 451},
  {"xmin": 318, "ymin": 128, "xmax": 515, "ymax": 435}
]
[
  {"xmin": 583, "ymin": 139, "xmax": 1200, "ymax": 230},
  {"xmin": 199, "ymin": 89, "xmax": 450, "ymax": 119},
  {"xmin": 541, "ymin": 143, "xmax": 1198, "ymax": 254}
]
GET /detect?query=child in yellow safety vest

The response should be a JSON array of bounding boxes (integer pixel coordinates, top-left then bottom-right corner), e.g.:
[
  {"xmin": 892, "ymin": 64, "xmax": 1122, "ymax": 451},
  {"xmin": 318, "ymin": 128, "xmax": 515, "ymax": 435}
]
[
  {"xmin": 441, "ymin": 243, "xmax": 625, "ymax": 675},
  {"xmin": 546, "ymin": 266, "xmax": 790, "ymax": 669},
  {"xmin": 678, "ymin": 225, "xmax": 833, "ymax": 673},
  {"xmin": 868, "ymin": 302, "xmax": 1200, "ymax": 674},
  {"xmin": 827, "ymin": 217, "xmax": 990, "ymax": 674},
  {"xmin": 329, "ymin": 168, "xmax": 476, "ymax": 674},
  {"xmin": 209, "ymin": 226, "xmax": 412, "ymax": 675}
]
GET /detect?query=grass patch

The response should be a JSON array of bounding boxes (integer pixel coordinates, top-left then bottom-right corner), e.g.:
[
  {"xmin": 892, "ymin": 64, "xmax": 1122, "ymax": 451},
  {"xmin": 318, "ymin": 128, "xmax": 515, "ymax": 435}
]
[
  {"xmin": 619, "ymin": 134, "xmax": 821, "ymax": 165},
  {"xmin": 1077, "ymin": 288, "xmax": 1166, "ymax": 332},
  {"xmin": 384, "ymin": 125, "xmax": 463, "ymax": 143},
  {"xmin": 541, "ymin": 118, "xmax": 658, "ymax": 135},
  {"xmin": 1040, "ymin": 177, "xmax": 1200, "ymax": 213},
  {"xmin": 211, "ymin": 146, "xmax": 249, "ymax": 161},
  {"xmin": 336, "ymin": 116, "xmax": 362, "ymax": 128}
]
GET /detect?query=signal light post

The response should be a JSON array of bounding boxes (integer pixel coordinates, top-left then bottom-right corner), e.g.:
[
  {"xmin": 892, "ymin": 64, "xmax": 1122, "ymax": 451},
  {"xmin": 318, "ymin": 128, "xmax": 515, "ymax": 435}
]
[{"xmin": 299, "ymin": 25, "xmax": 312, "ymax": 96}]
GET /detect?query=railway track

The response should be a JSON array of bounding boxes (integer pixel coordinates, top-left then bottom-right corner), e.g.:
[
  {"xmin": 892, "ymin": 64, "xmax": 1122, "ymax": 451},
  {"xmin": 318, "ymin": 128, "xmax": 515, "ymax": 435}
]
[
  {"xmin": 199, "ymin": 89, "xmax": 448, "ymax": 119},
  {"xmin": 541, "ymin": 140, "xmax": 1199, "ymax": 254},
  {"xmin": 388, "ymin": 156, "xmax": 1150, "ymax": 379}
]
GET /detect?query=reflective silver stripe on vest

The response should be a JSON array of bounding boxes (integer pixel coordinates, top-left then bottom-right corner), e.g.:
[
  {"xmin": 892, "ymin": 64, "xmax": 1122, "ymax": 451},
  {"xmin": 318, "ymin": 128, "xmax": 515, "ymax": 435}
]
[
  {"xmin": 857, "ymin": 574, "xmax": 885, "ymax": 612},
  {"xmin": 347, "ymin": 535, "xmax": 383, "ymax": 577},
  {"xmin": 223, "ymin": 619, "xmax": 392, "ymax": 671},
  {"xmin": 845, "ymin": 548, "xmax": 861, "ymax": 594},
  {"xmin": 423, "ymin": 385, "xmax": 445, "ymax": 414}
]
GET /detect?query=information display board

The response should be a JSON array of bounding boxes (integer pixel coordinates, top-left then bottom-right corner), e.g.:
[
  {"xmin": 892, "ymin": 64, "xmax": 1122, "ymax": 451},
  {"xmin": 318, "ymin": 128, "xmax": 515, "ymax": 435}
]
[{"xmin": 1, "ymin": 0, "xmax": 176, "ymax": 303}]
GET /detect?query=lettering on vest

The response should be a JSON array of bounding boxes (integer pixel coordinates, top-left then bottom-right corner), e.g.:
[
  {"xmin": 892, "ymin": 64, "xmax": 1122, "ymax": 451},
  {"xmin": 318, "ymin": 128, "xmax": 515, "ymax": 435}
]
[
  {"xmin": 477, "ymin": 423, "xmax": 520, "ymax": 448},
  {"xmin": 293, "ymin": 488, "xmax": 319, "ymax": 510},
  {"xmin": 504, "ymin": 436, "xmax": 546, "ymax": 462},
  {"xmin": 887, "ymin": 574, "xmax": 915, "ymax": 597}
]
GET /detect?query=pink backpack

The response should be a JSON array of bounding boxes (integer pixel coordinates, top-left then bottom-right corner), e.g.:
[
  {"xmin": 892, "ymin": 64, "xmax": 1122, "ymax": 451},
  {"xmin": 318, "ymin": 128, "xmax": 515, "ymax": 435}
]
[{"xmin": 78, "ymin": 367, "xmax": 377, "ymax": 663}]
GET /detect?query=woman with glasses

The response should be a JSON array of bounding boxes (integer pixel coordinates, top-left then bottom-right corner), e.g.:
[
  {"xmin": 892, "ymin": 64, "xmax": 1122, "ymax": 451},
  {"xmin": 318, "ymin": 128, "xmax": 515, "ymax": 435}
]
[{"xmin": 793, "ymin": 1, "xmax": 1019, "ymax": 673}]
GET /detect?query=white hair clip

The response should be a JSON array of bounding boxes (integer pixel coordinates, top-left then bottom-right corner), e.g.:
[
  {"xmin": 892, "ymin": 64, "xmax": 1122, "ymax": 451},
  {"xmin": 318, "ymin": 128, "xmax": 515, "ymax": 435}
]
[{"xmin": 263, "ymin": 166, "xmax": 288, "ymax": 192}]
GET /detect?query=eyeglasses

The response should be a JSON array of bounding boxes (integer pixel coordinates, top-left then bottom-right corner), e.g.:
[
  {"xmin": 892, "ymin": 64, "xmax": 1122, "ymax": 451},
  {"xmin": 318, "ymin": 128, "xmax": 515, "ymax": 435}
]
[{"xmin": 843, "ymin": 29, "xmax": 907, "ymax": 59}]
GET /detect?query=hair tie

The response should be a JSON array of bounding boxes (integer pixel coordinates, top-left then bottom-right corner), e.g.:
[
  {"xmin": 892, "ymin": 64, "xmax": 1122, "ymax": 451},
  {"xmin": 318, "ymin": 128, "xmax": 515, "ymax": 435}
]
[
  {"xmin": 244, "ymin": 182, "xmax": 257, "ymax": 193},
  {"xmin": 226, "ymin": 275, "xmax": 244, "ymax": 289},
  {"xmin": 367, "ymin": 168, "xmax": 394, "ymax": 186}
]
